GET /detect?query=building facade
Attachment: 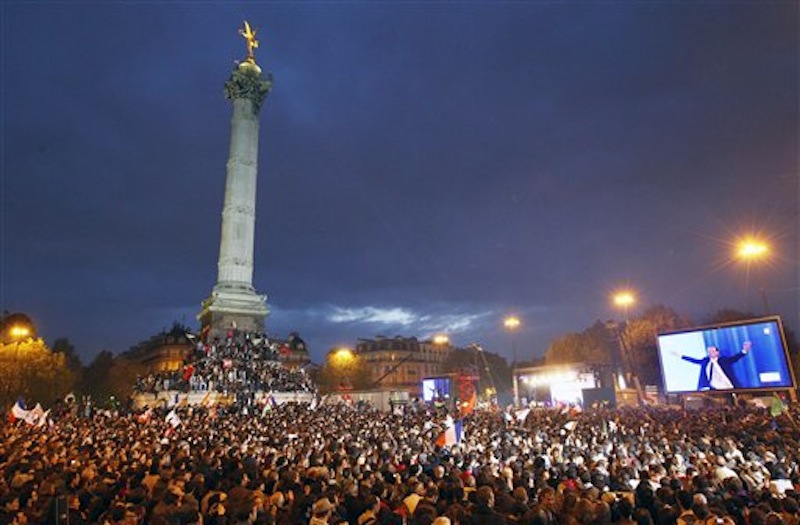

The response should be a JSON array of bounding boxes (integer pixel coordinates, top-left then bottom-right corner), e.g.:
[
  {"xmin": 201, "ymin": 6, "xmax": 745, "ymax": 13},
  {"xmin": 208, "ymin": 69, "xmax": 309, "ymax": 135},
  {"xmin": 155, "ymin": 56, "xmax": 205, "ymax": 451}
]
[
  {"xmin": 123, "ymin": 327, "xmax": 192, "ymax": 374},
  {"xmin": 355, "ymin": 336, "xmax": 453, "ymax": 396}
]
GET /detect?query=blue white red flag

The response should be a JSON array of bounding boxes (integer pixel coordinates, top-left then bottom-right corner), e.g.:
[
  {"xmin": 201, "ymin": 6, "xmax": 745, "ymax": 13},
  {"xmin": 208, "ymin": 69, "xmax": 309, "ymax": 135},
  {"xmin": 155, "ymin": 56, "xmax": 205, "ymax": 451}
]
[
  {"xmin": 436, "ymin": 419, "xmax": 463, "ymax": 447},
  {"xmin": 9, "ymin": 400, "xmax": 29, "ymax": 423}
]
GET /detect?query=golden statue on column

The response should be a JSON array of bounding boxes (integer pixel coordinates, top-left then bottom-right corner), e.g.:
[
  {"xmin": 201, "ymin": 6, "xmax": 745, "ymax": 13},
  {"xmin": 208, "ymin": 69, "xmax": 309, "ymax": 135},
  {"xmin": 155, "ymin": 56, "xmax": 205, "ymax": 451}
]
[{"xmin": 240, "ymin": 20, "xmax": 259, "ymax": 64}]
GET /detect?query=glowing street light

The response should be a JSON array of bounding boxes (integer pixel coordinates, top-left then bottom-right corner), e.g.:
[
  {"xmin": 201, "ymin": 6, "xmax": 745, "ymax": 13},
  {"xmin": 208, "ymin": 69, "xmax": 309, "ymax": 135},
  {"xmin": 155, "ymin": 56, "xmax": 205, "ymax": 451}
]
[
  {"xmin": 330, "ymin": 347, "xmax": 356, "ymax": 391},
  {"xmin": 736, "ymin": 239, "xmax": 769, "ymax": 261},
  {"xmin": 333, "ymin": 347, "xmax": 354, "ymax": 363},
  {"xmin": 433, "ymin": 335, "xmax": 450, "ymax": 345},
  {"xmin": 612, "ymin": 291, "xmax": 636, "ymax": 311},
  {"xmin": 9, "ymin": 325, "xmax": 30, "ymax": 339}
]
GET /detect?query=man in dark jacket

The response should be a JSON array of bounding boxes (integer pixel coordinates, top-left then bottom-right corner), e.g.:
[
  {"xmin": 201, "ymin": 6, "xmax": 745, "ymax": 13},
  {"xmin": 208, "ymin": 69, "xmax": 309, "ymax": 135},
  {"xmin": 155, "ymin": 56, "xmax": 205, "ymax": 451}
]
[
  {"xmin": 469, "ymin": 487, "xmax": 506, "ymax": 525},
  {"xmin": 679, "ymin": 341, "xmax": 751, "ymax": 390}
]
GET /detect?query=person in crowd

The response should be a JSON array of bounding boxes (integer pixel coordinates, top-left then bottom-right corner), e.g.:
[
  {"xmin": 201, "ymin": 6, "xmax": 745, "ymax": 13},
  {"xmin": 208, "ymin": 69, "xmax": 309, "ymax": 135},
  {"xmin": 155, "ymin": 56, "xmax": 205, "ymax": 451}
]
[{"xmin": 311, "ymin": 497, "xmax": 335, "ymax": 525}]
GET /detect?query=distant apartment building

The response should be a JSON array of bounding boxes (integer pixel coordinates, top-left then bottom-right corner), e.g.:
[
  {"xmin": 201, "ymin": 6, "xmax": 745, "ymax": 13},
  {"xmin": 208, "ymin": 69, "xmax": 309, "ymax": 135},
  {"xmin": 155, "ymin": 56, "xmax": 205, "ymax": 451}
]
[
  {"xmin": 123, "ymin": 326, "xmax": 192, "ymax": 374},
  {"xmin": 355, "ymin": 335, "xmax": 453, "ymax": 396}
]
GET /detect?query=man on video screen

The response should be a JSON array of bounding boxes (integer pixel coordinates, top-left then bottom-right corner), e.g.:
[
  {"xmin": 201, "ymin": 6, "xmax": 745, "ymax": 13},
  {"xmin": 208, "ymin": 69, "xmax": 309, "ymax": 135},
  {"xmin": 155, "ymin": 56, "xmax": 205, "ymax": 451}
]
[{"xmin": 677, "ymin": 341, "xmax": 751, "ymax": 390}]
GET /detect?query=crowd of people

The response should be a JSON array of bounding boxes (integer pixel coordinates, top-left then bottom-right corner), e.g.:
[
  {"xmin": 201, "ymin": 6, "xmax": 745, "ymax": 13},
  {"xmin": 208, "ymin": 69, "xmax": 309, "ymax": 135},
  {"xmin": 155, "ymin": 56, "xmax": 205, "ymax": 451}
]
[
  {"xmin": 133, "ymin": 331, "xmax": 315, "ymax": 396},
  {"xmin": 2, "ymin": 398, "xmax": 800, "ymax": 525}
]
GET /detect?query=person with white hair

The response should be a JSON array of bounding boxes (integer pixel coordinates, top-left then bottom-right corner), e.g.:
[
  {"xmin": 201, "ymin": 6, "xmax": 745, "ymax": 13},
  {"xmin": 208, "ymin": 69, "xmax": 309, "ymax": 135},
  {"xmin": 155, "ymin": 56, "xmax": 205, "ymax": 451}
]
[{"xmin": 712, "ymin": 456, "xmax": 739, "ymax": 486}]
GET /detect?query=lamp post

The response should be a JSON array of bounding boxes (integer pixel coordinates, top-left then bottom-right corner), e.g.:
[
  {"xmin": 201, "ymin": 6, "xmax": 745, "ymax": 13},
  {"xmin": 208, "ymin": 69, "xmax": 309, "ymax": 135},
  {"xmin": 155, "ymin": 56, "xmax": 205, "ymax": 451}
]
[
  {"xmin": 611, "ymin": 290, "xmax": 636, "ymax": 391},
  {"xmin": 503, "ymin": 316, "xmax": 521, "ymax": 364},
  {"xmin": 504, "ymin": 316, "xmax": 521, "ymax": 406},
  {"xmin": 432, "ymin": 335, "xmax": 449, "ymax": 385},
  {"xmin": 332, "ymin": 347, "xmax": 355, "ymax": 391},
  {"xmin": 736, "ymin": 238, "xmax": 771, "ymax": 313},
  {"xmin": 612, "ymin": 291, "xmax": 635, "ymax": 317}
]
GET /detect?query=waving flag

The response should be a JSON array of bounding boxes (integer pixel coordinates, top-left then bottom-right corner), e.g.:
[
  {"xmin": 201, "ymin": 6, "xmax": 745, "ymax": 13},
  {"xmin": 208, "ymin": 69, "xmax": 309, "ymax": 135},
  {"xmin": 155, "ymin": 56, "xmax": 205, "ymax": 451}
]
[
  {"xmin": 10, "ymin": 402, "xmax": 49, "ymax": 427},
  {"xmin": 9, "ymin": 400, "xmax": 30, "ymax": 423},
  {"xmin": 28, "ymin": 403, "xmax": 46, "ymax": 426},
  {"xmin": 165, "ymin": 409, "xmax": 181, "ymax": 434},
  {"xmin": 436, "ymin": 419, "xmax": 464, "ymax": 447},
  {"xmin": 771, "ymin": 394, "xmax": 786, "ymax": 417},
  {"xmin": 36, "ymin": 410, "xmax": 51, "ymax": 428}
]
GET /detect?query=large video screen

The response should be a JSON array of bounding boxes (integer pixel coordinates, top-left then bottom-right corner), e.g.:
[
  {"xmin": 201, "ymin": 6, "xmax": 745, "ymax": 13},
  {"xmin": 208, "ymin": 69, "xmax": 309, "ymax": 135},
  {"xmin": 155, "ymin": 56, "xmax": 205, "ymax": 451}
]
[
  {"xmin": 657, "ymin": 317, "xmax": 795, "ymax": 394},
  {"xmin": 422, "ymin": 376, "xmax": 451, "ymax": 402}
]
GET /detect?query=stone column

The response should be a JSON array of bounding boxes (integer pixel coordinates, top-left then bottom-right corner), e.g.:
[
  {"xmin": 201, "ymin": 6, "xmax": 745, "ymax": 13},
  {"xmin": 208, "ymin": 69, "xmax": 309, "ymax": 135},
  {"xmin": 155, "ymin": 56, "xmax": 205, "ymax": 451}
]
[{"xmin": 199, "ymin": 61, "xmax": 272, "ymax": 335}]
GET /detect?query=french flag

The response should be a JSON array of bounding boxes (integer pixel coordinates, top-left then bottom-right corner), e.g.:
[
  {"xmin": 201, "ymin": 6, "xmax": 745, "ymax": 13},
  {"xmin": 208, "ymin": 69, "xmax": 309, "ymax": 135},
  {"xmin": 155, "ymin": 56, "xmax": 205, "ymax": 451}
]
[
  {"xmin": 9, "ymin": 400, "xmax": 29, "ymax": 423},
  {"xmin": 436, "ymin": 418, "xmax": 463, "ymax": 447}
]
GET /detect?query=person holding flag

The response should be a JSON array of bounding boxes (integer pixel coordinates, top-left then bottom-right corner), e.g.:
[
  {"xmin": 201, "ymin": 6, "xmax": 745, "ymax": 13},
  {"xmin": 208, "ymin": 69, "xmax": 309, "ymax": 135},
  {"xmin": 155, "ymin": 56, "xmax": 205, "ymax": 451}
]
[{"xmin": 435, "ymin": 416, "xmax": 464, "ymax": 448}]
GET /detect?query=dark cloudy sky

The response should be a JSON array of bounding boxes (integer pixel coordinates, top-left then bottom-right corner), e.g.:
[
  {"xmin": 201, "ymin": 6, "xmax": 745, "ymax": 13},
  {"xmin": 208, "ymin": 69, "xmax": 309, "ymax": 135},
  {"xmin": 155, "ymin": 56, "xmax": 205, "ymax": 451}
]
[{"xmin": 2, "ymin": 2, "xmax": 798, "ymax": 365}]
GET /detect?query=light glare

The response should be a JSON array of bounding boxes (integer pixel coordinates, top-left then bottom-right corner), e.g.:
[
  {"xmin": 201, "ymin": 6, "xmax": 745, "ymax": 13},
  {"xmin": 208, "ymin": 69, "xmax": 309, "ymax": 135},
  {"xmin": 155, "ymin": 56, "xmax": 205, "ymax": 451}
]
[
  {"xmin": 613, "ymin": 291, "xmax": 636, "ymax": 308},
  {"xmin": 737, "ymin": 239, "xmax": 769, "ymax": 260}
]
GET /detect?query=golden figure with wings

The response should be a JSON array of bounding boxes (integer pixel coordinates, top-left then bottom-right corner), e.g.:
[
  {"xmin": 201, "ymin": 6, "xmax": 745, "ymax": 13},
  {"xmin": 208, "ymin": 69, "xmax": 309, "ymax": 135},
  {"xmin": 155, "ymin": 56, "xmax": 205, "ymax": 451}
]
[{"xmin": 240, "ymin": 20, "xmax": 259, "ymax": 62}]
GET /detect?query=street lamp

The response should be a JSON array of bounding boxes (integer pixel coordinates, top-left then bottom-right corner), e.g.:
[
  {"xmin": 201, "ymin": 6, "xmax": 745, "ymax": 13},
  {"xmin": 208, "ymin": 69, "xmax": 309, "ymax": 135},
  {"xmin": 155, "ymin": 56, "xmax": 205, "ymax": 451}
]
[
  {"xmin": 504, "ymin": 316, "xmax": 521, "ymax": 406},
  {"xmin": 735, "ymin": 237, "xmax": 771, "ymax": 313},
  {"xmin": 737, "ymin": 239, "xmax": 769, "ymax": 260},
  {"xmin": 612, "ymin": 291, "xmax": 636, "ymax": 316},
  {"xmin": 331, "ymin": 347, "xmax": 355, "ymax": 391},
  {"xmin": 334, "ymin": 347, "xmax": 354, "ymax": 361},
  {"xmin": 503, "ymin": 316, "xmax": 521, "ymax": 364},
  {"xmin": 9, "ymin": 326, "xmax": 31, "ymax": 340},
  {"xmin": 611, "ymin": 290, "xmax": 636, "ymax": 392}
]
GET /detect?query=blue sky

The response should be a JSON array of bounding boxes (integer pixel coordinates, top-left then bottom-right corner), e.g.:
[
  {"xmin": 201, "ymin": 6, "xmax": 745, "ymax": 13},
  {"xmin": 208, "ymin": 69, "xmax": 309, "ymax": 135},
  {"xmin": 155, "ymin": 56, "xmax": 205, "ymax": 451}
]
[{"xmin": 1, "ymin": 2, "xmax": 797, "ymax": 364}]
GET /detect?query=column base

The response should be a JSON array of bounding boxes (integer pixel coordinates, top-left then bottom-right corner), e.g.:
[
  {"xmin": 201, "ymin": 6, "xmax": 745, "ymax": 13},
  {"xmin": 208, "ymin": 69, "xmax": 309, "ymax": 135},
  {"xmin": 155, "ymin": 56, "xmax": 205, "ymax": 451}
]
[{"xmin": 198, "ymin": 284, "xmax": 269, "ymax": 339}]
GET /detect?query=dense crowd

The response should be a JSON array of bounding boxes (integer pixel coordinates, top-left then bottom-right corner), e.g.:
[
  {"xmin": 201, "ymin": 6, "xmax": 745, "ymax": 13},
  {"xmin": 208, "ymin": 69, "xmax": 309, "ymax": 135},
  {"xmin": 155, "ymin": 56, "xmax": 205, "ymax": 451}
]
[
  {"xmin": 133, "ymin": 332, "xmax": 315, "ymax": 396},
  {"xmin": 2, "ymin": 400, "xmax": 800, "ymax": 525}
]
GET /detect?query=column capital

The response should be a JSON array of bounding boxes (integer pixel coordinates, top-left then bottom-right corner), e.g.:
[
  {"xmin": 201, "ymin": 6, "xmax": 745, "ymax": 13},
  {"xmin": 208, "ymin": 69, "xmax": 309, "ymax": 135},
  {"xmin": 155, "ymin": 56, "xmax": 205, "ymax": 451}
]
[{"xmin": 225, "ymin": 65, "xmax": 272, "ymax": 114}]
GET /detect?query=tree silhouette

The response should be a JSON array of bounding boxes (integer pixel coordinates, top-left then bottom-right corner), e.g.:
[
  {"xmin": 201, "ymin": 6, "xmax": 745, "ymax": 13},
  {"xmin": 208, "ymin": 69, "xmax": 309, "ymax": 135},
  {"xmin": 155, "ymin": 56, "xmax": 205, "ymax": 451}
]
[{"xmin": 0, "ymin": 339, "xmax": 74, "ymax": 408}]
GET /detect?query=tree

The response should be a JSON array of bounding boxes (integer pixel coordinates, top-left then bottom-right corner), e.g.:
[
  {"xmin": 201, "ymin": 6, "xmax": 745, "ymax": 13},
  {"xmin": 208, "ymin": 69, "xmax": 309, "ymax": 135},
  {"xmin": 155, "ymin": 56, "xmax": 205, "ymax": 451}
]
[
  {"xmin": 0, "ymin": 338, "xmax": 75, "ymax": 408},
  {"xmin": 106, "ymin": 357, "xmax": 146, "ymax": 405},
  {"xmin": 704, "ymin": 309, "xmax": 759, "ymax": 325},
  {"xmin": 619, "ymin": 305, "xmax": 691, "ymax": 386},
  {"xmin": 542, "ymin": 306, "xmax": 690, "ymax": 389},
  {"xmin": 82, "ymin": 350, "xmax": 115, "ymax": 401},
  {"xmin": 80, "ymin": 351, "xmax": 146, "ymax": 406},
  {"xmin": 316, "ymin": 350, "xmax": 372, "ymax": 394},
  {"xmin": 52, "ymin": 338, "xmax": 83, "ymax": 389},
  {"xmin": 545, "ymin": 321, "xmax": 615, "ymax": 367}
]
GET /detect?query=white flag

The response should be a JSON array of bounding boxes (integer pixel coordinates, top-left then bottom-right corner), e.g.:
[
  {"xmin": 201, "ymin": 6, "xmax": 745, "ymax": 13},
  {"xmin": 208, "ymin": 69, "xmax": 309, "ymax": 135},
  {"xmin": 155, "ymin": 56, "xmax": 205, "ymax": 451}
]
[{"xmin": 165, "ymin": 409, "xmax": 181, "ymax": 428}]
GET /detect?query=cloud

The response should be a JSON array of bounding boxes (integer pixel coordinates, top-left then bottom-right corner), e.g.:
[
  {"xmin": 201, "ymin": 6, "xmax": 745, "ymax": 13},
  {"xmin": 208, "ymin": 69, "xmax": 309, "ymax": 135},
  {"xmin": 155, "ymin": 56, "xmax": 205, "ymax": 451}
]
[
  {"xmin": 417, "ymin": 312, "xmax": 493, "ymax": 336},
  {"xmin": 321, "ymin": 304, "xmax": 496, "ymax": 341},
  {"xmin": 327, "ymin": 306, "xmax": 417, "ymax": 325}
]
